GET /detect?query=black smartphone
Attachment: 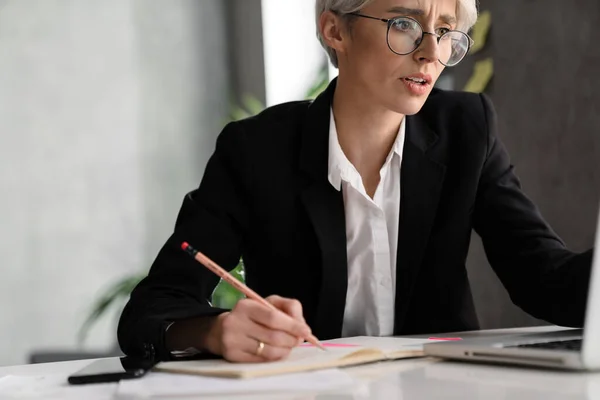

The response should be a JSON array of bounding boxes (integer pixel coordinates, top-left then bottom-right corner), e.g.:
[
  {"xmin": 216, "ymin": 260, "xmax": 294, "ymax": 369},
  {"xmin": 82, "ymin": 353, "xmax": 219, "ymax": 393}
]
[{"xmin": 67, "ymin": 357, "xmax": 155, "ymax": 385}]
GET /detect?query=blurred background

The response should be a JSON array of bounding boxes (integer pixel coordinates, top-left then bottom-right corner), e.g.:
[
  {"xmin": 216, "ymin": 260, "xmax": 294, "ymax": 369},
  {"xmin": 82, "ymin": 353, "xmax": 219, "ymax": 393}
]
[{"xmin": 0, "ymin": 0, "xmax": 598, "ymax": 366}]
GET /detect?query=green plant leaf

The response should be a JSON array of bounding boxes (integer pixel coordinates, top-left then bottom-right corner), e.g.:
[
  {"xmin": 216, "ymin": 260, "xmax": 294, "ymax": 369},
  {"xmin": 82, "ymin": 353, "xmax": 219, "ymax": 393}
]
[
  {"xmin": 228, "ymin": 95, "xmax": 265, "ymax": 122},
  {"xmin": 469, "ymin": 10, "xmax": 492, "ymax": 56},
  {"xmin": 211, "ymin": 260, "xmax": 246, "ymax": 309},
  {"xmin": 305, "ymin": 69, "xmax": 329, "ymax": 99},
  {"xmin": 229, "ymin": 105, "xmax": 252, "ymax": 122},
  {"xmin": 77, "ymin": 273, "xmax": 146, "ymax": 344},
  {"xmin": 241, "ymin": 95, "xmax": 265, "ymax": 116},
  {"xmin": 463, "ymin": 58, "xmax": 494, "ymax": 93}
]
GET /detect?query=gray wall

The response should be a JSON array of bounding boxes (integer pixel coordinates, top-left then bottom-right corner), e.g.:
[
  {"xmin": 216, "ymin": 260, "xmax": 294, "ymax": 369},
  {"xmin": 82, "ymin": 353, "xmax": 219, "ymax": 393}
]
[
  {"xmin": 132, "ymin": 1, "xmax": 230, "ymax": 267},
  {"xmin": 0, "ymin": 0, "xmax": 229, "ymax": 366},
  {"xmin": 455, "ymin": 1, "xmax": 600, "ymax": 328},
  {"xmin": 225, "ymin": 0, "xmax": 266, "ymax": 105}
]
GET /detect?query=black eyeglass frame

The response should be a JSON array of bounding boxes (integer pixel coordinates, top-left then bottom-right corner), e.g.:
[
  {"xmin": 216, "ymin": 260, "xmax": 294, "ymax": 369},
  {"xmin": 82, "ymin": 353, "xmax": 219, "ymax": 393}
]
[{"xmin": 347, "ymin": 12, "xmax": 475, "ymax": 67}]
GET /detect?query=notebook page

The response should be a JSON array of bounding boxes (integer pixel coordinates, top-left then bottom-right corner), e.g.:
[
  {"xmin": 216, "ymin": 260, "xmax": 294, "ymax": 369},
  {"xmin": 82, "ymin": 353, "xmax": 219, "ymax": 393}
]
[
  {"xmin": 322, "ymin": 336, "xmax": 436, "ymax": 357},
  {"xmin": 156, "ymin": 345, "xmax": 382, "ymax": 378}
]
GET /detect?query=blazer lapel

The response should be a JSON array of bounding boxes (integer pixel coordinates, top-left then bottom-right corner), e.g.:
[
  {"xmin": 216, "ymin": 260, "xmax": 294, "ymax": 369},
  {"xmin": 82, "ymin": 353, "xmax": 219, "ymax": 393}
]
[
  {"xmin": 299, "ymin": 79, "xmax": 348, "ymax": 340},
  {"xmin": 394, "ymin": 113, "xmax": 447, "ymax": 334}
]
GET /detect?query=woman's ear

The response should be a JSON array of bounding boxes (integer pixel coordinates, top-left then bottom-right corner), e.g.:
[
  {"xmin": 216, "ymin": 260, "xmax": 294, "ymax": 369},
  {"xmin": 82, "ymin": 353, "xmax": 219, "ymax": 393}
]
[{"xmin": 319, "ymin": 11, "xmax": 348, "ymax": 57}]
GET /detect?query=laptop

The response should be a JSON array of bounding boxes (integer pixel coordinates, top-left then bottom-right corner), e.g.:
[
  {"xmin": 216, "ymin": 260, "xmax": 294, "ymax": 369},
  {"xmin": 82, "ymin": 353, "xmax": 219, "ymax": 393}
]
[{"xmin": 423, "ymin": 209, "xmax": 600, "ymax": 370}]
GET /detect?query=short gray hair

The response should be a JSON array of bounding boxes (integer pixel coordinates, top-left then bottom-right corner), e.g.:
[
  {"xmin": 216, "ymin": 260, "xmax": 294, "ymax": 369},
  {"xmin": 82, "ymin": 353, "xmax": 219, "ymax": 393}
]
[{"xmin": 316, "ymin": 0, "xmax": 479, "ymax": 68}]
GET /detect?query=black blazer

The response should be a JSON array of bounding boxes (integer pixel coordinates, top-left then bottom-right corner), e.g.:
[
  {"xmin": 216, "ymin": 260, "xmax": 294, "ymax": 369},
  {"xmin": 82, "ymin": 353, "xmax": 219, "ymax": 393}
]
[{"xmin": 118, "ymin": 79, "xmax": 592, "ymax": 361}]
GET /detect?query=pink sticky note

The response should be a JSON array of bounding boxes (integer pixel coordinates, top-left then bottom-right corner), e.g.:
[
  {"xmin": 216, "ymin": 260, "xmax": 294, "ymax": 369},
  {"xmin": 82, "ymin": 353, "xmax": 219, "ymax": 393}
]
[
  {"xmin": 300, "ymin": 343, "xmax": 361, "ymax": 348},
  {"xmin": 428, "ymin": 337, "xmax": 463, "ymax": 341}
]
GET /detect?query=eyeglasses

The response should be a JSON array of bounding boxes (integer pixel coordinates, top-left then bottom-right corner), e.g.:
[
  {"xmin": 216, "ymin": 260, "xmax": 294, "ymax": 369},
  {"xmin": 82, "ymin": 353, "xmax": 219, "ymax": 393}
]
[{"xmin": 348, "ymin": 13, "xmax": 474, "ymax": 67}]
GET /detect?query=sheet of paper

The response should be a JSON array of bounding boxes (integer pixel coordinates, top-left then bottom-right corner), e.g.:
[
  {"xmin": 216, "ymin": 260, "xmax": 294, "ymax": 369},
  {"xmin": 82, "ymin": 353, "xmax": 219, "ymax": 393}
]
[
  {"xmin": 322, "ymin": 336, "xmax": 442, "ymax": 353},
  {"xmin": 300, "ymin": 343, "xmax": 360, "ymax": 348},
  {"xmin": 157, "ymin": 345, "xmax": 364, "ymax": 375},
  {"xmin": 0, "ymin": 374, "xmax": 116, "ymax": 400},
  {"xmin": 117, "ymin": 369, "xmax": 357, "ymax": 397}
]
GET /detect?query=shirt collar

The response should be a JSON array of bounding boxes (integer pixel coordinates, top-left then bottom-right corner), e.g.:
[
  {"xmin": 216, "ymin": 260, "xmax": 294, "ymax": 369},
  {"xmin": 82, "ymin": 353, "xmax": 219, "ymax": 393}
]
[{"xmin": 327, "ymin": 109, "xmax": 406, "ymax": 191}]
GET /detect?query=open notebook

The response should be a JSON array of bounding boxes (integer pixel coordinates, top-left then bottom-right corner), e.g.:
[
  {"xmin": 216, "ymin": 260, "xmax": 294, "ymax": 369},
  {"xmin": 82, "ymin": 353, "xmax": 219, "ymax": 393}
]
[{"xmin": 155, "ymin": 336, "xmax": 439, "ymax": 379}]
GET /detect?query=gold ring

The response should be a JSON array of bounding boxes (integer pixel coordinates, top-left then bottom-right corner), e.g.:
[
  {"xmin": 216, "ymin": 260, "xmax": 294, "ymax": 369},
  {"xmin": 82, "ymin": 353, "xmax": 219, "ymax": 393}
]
[{"xmin": 256, "ymin": 341, "xmax": 265, "ymax": 356}]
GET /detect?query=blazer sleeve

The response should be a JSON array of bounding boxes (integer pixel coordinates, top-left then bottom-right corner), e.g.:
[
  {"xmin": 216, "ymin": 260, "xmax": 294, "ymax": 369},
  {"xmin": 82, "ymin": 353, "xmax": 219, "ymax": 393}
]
[
  {"xmin": 117, "ymin": 121, "xmax": 251, "ymax": 360},
  {"xmin": 473, "ymin": 93, "xmax": 593, "ymax": 327}
]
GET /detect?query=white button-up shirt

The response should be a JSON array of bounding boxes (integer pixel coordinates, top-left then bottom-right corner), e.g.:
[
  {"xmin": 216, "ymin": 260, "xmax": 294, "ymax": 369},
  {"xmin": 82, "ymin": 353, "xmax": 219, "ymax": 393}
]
[{"xmin": 327, "ymin": 110, "xmax": 405, "ymax": 337}]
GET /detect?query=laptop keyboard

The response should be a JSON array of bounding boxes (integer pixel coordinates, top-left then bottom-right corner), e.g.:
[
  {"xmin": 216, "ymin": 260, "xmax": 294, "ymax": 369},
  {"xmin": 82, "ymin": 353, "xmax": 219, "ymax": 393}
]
[{"xmin": 508, "ymin": 339, "xmax": 582, "ymax": 351}]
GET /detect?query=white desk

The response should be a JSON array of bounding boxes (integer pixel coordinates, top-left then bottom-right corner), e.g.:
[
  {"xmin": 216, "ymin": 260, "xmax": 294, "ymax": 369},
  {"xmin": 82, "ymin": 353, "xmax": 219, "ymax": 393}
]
[{"xmin": 2, "ymin": 326, "xmax": 599, "ymax": 399}]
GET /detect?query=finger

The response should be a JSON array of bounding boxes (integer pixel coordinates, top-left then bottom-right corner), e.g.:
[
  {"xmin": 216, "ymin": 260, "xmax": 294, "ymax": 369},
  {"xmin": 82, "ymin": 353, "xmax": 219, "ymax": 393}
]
[
  {"xmin": 223, "ymin": 334, "xmax": 291, "ymax": 362},
  {"xmin": 249, "ymin": 321, "xmax": 300, "ymax": 349},
  {"xmin": 266, "ymin": 295, "xmax": 305, "ymax": 321},
  {"xmin": 227, "ymin": 348, "xmax": 291, "ymax": 363},
  {"xmin": 236, "ymin": 299, "xmax": 311, "ymax": 338},
  {"xmin": 221, "ymin": 329, "xmax": 266, "ymax": 363},
  {"xmin": 246, "ymin": 340, "xmax": 292, "ymax": 362},
  {"xmin": 247, "ymin": 302, "xmax": 311, "ymax": 338},
  {"xmin": 222, "ymin": 349, "xmax": 266, "ymax": 363}
]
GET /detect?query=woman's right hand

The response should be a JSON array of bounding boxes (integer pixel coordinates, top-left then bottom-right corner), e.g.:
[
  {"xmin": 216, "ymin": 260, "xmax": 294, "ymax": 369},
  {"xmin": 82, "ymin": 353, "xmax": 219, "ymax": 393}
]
[{"xmin": 203, "ymin": 295, "xmax": 313, "ymax": 362}]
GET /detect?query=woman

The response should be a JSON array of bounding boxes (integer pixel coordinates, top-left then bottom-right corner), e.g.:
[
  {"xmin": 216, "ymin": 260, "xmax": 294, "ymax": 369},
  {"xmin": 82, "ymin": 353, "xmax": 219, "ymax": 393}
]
[{"xmin": 118, "ymin": 0, "xmax": 592, "ymax": 363}]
